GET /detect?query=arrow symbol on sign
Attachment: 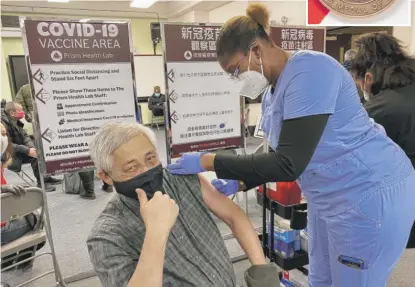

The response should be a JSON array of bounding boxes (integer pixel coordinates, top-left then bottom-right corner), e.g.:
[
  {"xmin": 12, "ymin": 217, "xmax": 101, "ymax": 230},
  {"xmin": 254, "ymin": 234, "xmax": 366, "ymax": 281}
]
[
  {"xmin": 35, "ymin": 88, "xmax": 51, "ymax": 104},
  {"xmin": 170, "ymin": 111, "xmax": 178, "ymax": 124},
  {"xmin": 169, "ymin": 90, "xmax": 178, "ymax": 104},
  {"xmin": 167, "ymin": 69, "xmax": 175, "ymax": 83}
]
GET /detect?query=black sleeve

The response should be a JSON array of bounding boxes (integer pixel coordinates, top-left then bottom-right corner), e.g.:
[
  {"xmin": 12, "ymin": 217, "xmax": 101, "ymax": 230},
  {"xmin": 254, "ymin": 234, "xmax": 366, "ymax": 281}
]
[
  {"xmin": 148, "ymin": 96, "xmax": 154, "ymax": 110},
  {"xmin": 214, "ymin": 114, "xmax": 329, "ymax": 190}
]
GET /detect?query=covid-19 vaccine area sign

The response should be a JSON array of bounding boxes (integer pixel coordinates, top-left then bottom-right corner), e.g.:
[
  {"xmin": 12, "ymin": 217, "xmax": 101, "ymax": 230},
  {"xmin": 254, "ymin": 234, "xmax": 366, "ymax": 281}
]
[{"xmin": 21, "ymin": 19, "xmax": 137, "ymax": 175}]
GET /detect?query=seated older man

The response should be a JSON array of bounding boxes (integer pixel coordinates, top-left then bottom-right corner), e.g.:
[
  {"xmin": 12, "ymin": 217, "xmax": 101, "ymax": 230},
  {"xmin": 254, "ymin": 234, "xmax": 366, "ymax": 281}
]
[{"xmin": 87, "ymin": 122, "xmax": 278, "ymax": 287}]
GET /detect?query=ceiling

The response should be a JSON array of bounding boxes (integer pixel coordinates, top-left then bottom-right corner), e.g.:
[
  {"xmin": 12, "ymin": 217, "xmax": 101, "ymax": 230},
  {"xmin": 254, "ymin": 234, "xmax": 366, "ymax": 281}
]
[{"xmin": 0, "ymin": 0, "xmax": 231, "ymax": 19}]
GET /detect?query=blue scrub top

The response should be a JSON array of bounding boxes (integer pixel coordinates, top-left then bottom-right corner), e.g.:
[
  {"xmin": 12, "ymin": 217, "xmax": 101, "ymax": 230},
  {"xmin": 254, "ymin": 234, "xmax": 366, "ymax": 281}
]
[{"xmin": 261, "ymin": 51, "xmax": 413, "ymax": 216}]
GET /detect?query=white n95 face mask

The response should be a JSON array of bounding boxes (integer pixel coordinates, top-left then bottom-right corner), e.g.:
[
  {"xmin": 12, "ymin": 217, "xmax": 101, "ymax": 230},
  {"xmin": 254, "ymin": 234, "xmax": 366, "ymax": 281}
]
[
  {"xmin": 1, "ymin": 135, "xmax": 8, "ymax": 155},
  {"xmin": 238, "ymin": 50, "xmax": 270, "ymax": 100},
  {"xmin": 363, "ymin": 91, "xmax": 371, "ymax": 102}
]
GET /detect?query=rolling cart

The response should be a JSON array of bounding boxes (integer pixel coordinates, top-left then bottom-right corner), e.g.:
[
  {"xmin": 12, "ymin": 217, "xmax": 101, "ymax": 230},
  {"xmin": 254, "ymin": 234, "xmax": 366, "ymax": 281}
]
[
  {"xmin": 257, "ymin": 190, "xmax": 309, "ymax": 277},
  {"xmin": 254, "ymin": 142, "xmax": 309, "ymax": 285}
]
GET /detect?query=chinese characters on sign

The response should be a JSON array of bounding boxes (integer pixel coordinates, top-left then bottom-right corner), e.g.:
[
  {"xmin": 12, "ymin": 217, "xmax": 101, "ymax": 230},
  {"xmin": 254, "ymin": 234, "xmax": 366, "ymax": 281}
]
[
  {"xmin": 179, "ymin": 71, "xmax": 225, "ymax": 78},
  {"xmin": 182, "ymin": 91, "xmax": 230, "ymax": 99},
  {"xmin": 182, "ymin": 110, "xmax": 234, "ymax": 119},
  {"xmin": 181, "ymin": 26, "xmax": 220, "ymax": 60},
  {"xmin": 280, "ymin": 29, "xmax": 315, "ymax": 51},
  {"xmin": 180, "ymin": 124, "xmax": 235, "ymax": 140},
  {"xmin": 270, "ymin": 26, "xmax": 326, "ymax": 53}
]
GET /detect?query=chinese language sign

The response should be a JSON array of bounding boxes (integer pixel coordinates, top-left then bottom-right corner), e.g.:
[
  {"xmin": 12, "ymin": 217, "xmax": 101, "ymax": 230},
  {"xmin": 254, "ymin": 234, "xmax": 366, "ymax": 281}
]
[
  {"xmin": 271, "ymin": 26, "xmax": 326, "ymax": 52},
  {"xmin": 22, "ymin": 19, "xmax": 137, "ymax": 175},
  {"xmin": 162, "ymin": 23, "xmax": 243, "ymax": 156},
  {"xmin": 164, "ymin": 25, "xmax": 222, "ymax": 62}
]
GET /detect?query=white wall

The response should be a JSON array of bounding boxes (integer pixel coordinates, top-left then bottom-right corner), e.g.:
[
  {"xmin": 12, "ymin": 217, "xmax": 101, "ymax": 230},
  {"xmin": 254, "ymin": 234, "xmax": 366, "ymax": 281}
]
[
  {"xmin": 208, "ymin": 0, "xmax": 307, "ymax": 25},
  {"xmin": 208, "ymin": 0, "xmax": 250, "ymax": 23},
  {"xmin": 393, "ymin": 2, "xmax": 415, "ymax": 54}
]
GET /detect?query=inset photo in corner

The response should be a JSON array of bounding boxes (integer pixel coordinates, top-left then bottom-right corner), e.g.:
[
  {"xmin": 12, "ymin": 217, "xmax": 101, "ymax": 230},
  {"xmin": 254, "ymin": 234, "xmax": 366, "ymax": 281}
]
[{"xmin": 307, "ymin": 0, "xmax": 413, "ymax": 26}]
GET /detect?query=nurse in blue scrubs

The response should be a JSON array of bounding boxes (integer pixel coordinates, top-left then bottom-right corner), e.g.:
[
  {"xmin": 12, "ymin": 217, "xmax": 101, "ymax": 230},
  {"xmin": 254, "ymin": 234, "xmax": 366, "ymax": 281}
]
[{"xmin": 167, "ymin": 4, "xmax": 415, "ymax": 287}]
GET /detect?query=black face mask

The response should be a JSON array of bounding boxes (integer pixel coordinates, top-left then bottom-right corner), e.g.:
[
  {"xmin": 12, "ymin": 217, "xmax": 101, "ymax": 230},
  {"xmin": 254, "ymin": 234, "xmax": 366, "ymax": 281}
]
[{"xmin": 112, "ymin": 164, "xmax": 164, "ymax": 200}]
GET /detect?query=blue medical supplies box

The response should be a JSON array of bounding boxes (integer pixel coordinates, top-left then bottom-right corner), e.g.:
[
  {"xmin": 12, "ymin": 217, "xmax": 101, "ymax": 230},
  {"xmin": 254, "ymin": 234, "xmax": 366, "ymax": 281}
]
[{"xmin": 268, "ymin": 224, "xmax": 301, "ymax": 259}]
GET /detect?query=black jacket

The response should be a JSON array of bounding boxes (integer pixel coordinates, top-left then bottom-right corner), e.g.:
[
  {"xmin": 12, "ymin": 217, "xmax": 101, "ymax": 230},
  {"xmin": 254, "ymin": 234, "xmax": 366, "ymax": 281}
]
[
  {"xmin": 1, "ymin": 112, "xmax": 34, "ymax": 157},
  {"xmin": 148, "ymin": 94, "xmax": 165, "ymax": 116},
  {"xmin": 365, "ymin": 84, "xmax": 415, "ymax": 168},
  {"xmin": 365, "ymin": 84, "xmax": 415, "ymax": 249}
]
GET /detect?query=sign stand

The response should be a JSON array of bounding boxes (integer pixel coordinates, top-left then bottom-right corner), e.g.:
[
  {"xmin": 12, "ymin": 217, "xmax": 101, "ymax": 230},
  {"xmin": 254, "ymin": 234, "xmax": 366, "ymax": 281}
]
[
  {"xmin": 21, "ymin": 17, "xmax": 138, "ymax": 285},
  {"xmin": 38, "ymin": 175, "xmax": 67, "ymax": 286}
]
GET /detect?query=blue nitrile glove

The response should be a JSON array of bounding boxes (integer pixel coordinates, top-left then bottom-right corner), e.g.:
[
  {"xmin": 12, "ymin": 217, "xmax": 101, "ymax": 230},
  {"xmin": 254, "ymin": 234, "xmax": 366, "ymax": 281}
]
[
  {"xmin": 167, "ymin": 152, "xmax": 205, "ymax": 175},
  {"xmin": 211, "ymin": 179, "xmax": 239, "ymax": 196}
]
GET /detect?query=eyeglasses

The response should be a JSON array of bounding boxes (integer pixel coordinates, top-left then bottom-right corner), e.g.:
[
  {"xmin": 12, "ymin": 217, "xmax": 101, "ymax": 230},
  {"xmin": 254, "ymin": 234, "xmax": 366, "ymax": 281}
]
[
  {"xmin": 229, "ymin": 39, "xmax": 257, "ymax": 81},
  {"xmin": 229, "ymin": 54, "xmax": 247, "ymax": 81}
]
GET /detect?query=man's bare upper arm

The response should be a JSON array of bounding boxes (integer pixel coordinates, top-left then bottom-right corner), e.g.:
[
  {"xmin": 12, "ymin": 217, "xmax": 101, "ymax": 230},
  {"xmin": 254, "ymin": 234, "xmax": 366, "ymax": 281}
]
[{"xmin": 198, "ymin": 174, "xmax": 242, "ymax": 226}]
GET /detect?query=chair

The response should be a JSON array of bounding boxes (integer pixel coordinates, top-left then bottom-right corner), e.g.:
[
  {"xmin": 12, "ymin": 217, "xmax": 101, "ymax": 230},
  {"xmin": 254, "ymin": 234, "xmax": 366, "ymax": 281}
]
[
  {"xmin": 1, "ymin": 187, "xmax": 65, "ymax": 287},
  {"xmin": 12, "ymin": 169, "xmax": 36, "ymax": 186},
  {"xmin": 151, "ymin": 113, "xmax": 164, "ymax": 130},
  {"xmin": 7, "ymin": 163, "xmax": 36, "ymax": 186}
]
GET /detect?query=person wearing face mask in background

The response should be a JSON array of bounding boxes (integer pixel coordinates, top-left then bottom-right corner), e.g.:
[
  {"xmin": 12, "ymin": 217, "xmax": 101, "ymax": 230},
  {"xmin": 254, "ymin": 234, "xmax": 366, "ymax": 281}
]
[
  {"xmin": 1, "ymin": 102, "xmax": 61, "ymax": 192},
  {"xmin": 168, "ymin": 4, "xmax": 415, "ymax": 287},
  {"xmin": 148, "ymin": 86, "xmax": 166, "ymax": 117},
  {"xmin": 87, "ymin": 121, "xmax": 277, "ymax": 287},
  {"xmin": 15, "ymin": 84, "xmax": 34, "ymax": 123},
  {"xmin": 350, "ymin": 33, "xmax": 415, "ymax": 249}
]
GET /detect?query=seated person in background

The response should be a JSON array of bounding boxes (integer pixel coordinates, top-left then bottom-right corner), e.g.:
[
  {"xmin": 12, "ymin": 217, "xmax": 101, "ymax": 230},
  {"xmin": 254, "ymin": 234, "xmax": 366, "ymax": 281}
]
[
  {"xmin": 87, "ymin": 122, "xmax": 277, "ymax": 287},
  {"xmin": 0, "ymin": 99, "xmax": 6, "ymax": 114},
  {"xmin": 148, "ymin": 86, "xmax": 165, "ymax": 117},
  {"xmin": 1, "ymin": 102, "xmax": 61, "ymax": 192},
  {"xmin": 15, "ymin": 84, "xmax": 33, "ymax": 123},
  {"xmin": 1, "ymin": 122, "xmax": 44, "ymax": 270}
]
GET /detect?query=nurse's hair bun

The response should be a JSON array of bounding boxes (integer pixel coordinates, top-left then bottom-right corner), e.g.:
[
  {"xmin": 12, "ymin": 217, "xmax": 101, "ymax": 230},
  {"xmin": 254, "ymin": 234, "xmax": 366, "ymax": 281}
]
[{"xmin": 246, "ymin": 4, "xmax": 271, "ymax": 35}]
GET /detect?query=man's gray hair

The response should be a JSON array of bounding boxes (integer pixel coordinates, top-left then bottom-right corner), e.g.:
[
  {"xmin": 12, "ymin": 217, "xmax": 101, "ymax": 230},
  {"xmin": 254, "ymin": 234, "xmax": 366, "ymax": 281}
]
[
  {"xmin": 89, "ymin": 121, "xmax": 157, "ymax": 172},
  {"xmin": 4, "ymin": 101, "xmax": 19, "ymax": 114},
  {"xmin": 344, "ymin": 49, "xmax": 358, "ymax": 62}
]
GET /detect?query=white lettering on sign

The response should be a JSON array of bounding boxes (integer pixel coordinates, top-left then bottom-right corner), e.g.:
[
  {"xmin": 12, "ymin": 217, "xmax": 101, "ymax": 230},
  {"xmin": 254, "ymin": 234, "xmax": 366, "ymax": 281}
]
[
  {"xmin": 279, "ymin": 28, "xmax": 317, "ymax": 51},
  {"xmin": 181, "ymin": 26, "xmax": 221, "ymax": 41},
  {"xmin": 38, "ymin": 38, "xmax": 120, "ymax": 49},
  {"xmin": 36, "ymin": 22, "xmax": 119, "ymax": 38},
  {"xmin": 306, "ymin": 30, "xmax": 314, "ymax": 40}
]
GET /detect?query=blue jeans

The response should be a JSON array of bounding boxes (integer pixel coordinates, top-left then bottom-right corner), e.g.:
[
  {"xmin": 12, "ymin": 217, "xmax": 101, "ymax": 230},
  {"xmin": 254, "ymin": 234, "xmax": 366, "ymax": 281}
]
[
  {"xmin": 308, "ymin": 171, "xmax": 415, "ymax": 287},
  {"xmin": 1, "ymin": 214, "xmax": 35, "ymax": 245}
]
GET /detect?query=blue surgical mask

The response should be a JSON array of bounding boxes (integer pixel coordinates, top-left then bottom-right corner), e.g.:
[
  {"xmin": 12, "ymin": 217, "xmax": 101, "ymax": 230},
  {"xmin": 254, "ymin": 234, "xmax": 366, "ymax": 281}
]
[{"xmin": 154, "ymin": 93, "xmax": 161, "ymax": 97}]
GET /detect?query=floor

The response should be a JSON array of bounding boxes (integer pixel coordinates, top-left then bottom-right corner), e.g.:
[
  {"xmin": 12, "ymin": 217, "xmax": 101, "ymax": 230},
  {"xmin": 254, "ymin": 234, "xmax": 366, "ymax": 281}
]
[{"xmin": 2, "ymin": 128, "xmax": 415, "ymax": 287}]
